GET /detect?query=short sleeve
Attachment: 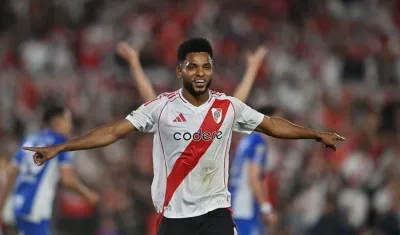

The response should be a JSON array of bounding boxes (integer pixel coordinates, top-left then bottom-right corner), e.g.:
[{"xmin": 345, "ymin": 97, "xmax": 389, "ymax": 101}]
[
  {"xmin": 58, "ymin": 151, "xmax": 74, "ymax": 167},
  {"xmin": 248, "ymin": 142, "xmax": 267, "ymax": 166},
  {"xmin": 125, "ymin": 95, "xmax": 167, "ymax": 133},
  {"xmin": 230, "ymin": 97, "xmax": 265, "ymax": 134}
]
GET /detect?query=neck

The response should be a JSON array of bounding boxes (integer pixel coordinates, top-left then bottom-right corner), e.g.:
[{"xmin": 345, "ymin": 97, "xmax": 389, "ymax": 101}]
[{"xmin": 181, "ymin": 88, "xmax": 210, "ymax": 107}]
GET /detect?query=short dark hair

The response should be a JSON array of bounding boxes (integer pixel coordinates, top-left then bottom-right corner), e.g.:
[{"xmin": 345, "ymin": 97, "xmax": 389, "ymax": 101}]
[
  {"xmin": 42, "ymin": 105, "xmax": 66, "ymax": 126},
  {"xmin": 177, "ymin": 38, "xmax": 213, "ymax": 64},
  {"xmin": 255, "ymin": 105, "xmax": 279, "ymax": 116}
]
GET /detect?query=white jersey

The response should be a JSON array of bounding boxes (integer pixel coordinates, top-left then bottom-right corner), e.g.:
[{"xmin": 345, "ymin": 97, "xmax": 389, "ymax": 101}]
[{"xmin": 126, "ymin": 89, "xmax": 264, "ymax": 218}]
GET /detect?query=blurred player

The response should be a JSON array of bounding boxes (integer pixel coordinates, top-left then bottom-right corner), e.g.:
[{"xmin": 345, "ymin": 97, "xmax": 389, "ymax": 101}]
[
  {"xmin": 116, "ymin": 41, "xmax": 268, "ymax": 103},
  {"xmin": 230, "ymin": 106, "xmax": 281, "ymax": 235},
  {"xmin": 0, "ymin": 105, "xmax": 99, "ymax": 235},
  {"xmin": 23, "ymin": 38, "xmax": 344, "ymax": 235}
]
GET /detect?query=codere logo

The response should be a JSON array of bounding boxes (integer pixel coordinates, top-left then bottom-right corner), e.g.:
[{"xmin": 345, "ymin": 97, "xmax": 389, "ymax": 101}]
[{"xmin": 173, "ymin": 128, "xmax": 223, "ymax": 141}]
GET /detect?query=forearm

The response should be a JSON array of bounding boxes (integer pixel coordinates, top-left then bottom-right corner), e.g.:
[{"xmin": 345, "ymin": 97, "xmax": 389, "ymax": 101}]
[
  {"xmin": 61, "ymin": 176, "xmax": 91, "ymax": 200},
  {"xmin": 250, "ymin": 177, "xmax": 273, "ymax": 215},
  {"xmin": 60, "ymin": 124, "xmax": 121, "ymax": 152},
  {"xmin": 250, "ymin": 178, "xmax": 269, "ymax": 205},
  {"xmin": 130, "ymin": 62, "xmax": 157, "ymax": 102},
  {"xmin": 233, "ymin": 67, "xmax": 258, "ymax": 102},
  {"xmin": 257, "ymin": 117, "xmax": 321, "ymax": 140},
  {"xmin": 0, "ymin": 167, "xmax": 18, "ymax": 211}
]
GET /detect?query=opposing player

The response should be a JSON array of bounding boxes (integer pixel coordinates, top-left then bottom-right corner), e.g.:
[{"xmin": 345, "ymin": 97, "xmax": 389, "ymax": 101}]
[
  {"xmin": 230, "ymin": 106, "xmax": 281, "ymax": 235},
  {"xmin": 116, "ymin": 41, "xmax": 268, "ymax": 103},
  {"xmin": 0, "ymin": 105, "xmax": 99, "ymax": 235},
  {"xmin": 23, "ymin": 38, "xmax": 344, "ymax": 235}
]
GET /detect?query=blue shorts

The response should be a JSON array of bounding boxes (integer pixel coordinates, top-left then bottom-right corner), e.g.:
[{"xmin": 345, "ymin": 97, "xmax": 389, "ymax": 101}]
[
  {"xmin": 234, "ymin": 218, "xmax": 264, "ymax": 235},
  {"xmin": 16, "ymin": 218, "xmax": 51, "ymax": 235}
]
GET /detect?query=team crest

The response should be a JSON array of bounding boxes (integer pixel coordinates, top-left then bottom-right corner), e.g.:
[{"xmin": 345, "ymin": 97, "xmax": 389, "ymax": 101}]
[{"xmin": 211, "ymin": 108, "xmax": 222, "ymax": 124}]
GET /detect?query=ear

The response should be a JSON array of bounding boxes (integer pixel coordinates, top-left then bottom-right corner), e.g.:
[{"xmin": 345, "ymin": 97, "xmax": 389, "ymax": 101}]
[{"xmin": 176, "ymin": 65, "xmax": 183, "ymax": 80}]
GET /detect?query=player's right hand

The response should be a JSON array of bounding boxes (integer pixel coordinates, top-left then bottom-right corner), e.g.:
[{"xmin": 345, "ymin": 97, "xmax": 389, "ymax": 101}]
[
  {"xmin": 23, "ymin": 145, "xmax": 61, "ymax": 166},
  {"xmin": 116, "ymin": 41, "xmax": 140, "ymax": 65}
]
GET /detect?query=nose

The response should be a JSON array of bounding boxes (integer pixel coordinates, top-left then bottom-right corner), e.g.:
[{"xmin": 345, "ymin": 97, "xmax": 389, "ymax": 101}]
[{"xmin": 196, "ymin": 68, "xmax": 204, "ymax": 77}]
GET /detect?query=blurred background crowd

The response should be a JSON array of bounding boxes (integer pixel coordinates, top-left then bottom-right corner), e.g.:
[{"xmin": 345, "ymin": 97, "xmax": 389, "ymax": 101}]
[{"xmin": 0, "ymin": 0, "xmax": 400, "ymax": 234}]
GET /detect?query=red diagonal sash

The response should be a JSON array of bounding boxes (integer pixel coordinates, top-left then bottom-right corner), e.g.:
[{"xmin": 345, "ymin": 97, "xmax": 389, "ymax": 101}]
[{"xmin": 156, "ymin": 99, "xmax": 231, "ymax": 229}]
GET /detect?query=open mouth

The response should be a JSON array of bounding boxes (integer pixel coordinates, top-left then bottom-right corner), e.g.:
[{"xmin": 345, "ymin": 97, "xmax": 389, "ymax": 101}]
[{"xmin": 194, "ymin": 79, "xmax": 206, "ymax": 87}]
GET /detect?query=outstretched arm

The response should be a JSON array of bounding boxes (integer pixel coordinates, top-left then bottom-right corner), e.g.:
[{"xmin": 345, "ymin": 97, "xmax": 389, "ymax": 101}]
[
  {"xmin": 255, "ymin": 116, "xmax": 344, "ymax": 150},
  {"xmin": 24, "ymin": 119, "xmax": 137, "ymax": 166},
  {"xmin": 233, "ymin": 46, "xmax": 268, "ymax": 102},
  {"xmin": 117, "ymin": 42, "xmax": 157, "ymax": 102}
]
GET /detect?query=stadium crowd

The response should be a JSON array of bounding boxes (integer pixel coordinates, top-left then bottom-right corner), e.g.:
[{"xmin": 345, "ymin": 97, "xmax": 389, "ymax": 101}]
[{"xmin": 0, "ymin": 0, "xmax": 400, "ymax": 234}]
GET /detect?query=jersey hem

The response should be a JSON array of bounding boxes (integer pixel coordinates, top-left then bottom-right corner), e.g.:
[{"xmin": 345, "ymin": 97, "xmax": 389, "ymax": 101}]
[{"xmin": 163, "ymin": 203, "xmax": 231, "ymax": 219}]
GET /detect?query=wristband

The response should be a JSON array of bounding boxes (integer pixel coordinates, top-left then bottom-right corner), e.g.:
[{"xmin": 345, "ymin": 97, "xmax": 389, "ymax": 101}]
[{"xmin": 260, "ymin": 202, "xmax": 272, "ymax": 215}]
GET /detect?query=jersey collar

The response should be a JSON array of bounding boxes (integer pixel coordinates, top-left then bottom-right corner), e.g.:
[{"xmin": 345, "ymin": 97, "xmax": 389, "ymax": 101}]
[{"xmin": 178, "ymin": 89, "xmax": 212, "ymax": 108}]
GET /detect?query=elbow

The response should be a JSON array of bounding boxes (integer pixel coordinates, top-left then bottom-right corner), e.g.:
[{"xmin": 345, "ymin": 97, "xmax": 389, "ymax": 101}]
[{"xmin": 103, "ymin": 124, "xmax": 121, "ymax": 143}]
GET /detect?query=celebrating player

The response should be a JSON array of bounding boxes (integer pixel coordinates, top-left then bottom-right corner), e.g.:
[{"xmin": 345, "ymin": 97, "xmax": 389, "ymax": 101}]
[
  {"xmin": 0, "ymin": 105, "xmax": 99, "ymax": 235},
  {"xmin": 23, "ymin": 38, "xmax": 344, "ymax": 235}
]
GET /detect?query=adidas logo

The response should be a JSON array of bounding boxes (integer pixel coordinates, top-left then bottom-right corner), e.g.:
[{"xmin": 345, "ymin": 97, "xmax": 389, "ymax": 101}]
[{"xmin": 173, "ymin": 113, "xmax": 186, "ymax": 122}]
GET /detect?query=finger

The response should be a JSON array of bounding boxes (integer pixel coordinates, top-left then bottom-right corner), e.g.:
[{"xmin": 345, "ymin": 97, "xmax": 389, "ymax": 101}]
[
  {"xmin": 23, "ymin": 147, "xmax": 40, "ymax": 152},
  {"xmin": 259, "ymin": 46, "xmax": 268, "ymax": 54},
  {"xmin": 257, "ymin": 46, "xmax": 269, "ymax": 54},
  {"xmin": 33, "ymin": 152, "xmax": 45, "ymax": 166},
  {"xmin": 335, "ymin": 134, "xmax": 345, "ymax": 141},
  {"xmin": 118, "ymin": 42, "xmax": 131, "ymax": 51}
]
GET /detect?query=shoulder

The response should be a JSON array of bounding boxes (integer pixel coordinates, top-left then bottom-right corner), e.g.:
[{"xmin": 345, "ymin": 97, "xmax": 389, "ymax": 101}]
[
  {"xmin": 210, "ymin": 90, "xmax": 226, "ymax": 98},
  {"xmin": 140, "ymin": 90, "xmax": 180, "ymax": 110},
  {"xmin": 211, "ymin": 91, "xmax": 237, "ymax": 104},
  {"xmin": 212, "ymin": 92, "xmax": 242, "ymax": 105},
  {"xmin": 158, "ymin": 90, "xmax": 180, "ymax": 100}
]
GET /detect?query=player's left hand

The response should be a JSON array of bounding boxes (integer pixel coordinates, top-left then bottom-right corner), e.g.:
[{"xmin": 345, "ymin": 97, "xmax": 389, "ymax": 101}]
[
  {"xmin": 316, "ymin": 132, "xmax": 345, "ymax": 151},
  {"xmin": 23, "ymin": 145, "xmax": 62, "ymax": 166}
]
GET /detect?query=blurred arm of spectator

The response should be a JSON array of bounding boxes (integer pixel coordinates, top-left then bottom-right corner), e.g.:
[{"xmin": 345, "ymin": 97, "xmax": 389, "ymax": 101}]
[
  {"xmin": 59, "ymin": 166, "xmax": 100, "ymax": 206},
  {"xmin": 0, "ymin": 164, "xmax": 18, "ymax": 216},
  {"xmin": 232, "ymin": 46, "xmax": 268, "ymax": 102},
  {"xmin": 117, "ymin": 42, "xmax": 268, "ymax": 103},
  {"xmin": 117, "ymin": 42, "xmax": 157, "ymax": 102}
]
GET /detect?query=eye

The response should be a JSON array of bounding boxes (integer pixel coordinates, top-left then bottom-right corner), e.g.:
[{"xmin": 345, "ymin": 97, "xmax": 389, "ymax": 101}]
[{"xmin": 204, "ymin": 65, "xmax": 212, "ymax": 70}]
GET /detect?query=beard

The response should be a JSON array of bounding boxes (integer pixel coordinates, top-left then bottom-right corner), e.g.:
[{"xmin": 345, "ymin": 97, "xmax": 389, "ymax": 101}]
[{"xmin": 182, "ymin": 78, "xmax": 212, "ymax": 97}]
